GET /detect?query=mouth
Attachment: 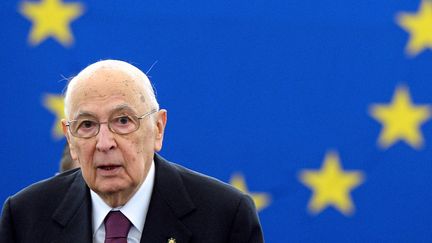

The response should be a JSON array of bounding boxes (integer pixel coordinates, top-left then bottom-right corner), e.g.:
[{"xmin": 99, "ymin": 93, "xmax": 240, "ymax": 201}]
[
  {"xmin": 96, "ymin": 164, "xmax": 122, "ymax": 175},
  {"xmin": 98, "ymin": 165, "xmax": 121, "ymax": 170}
]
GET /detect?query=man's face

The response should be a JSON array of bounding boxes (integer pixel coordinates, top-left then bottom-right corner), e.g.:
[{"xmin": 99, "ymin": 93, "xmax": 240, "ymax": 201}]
[{"xmin": 62, "ymin": 68, "xmax": 166, "ymax": 205}]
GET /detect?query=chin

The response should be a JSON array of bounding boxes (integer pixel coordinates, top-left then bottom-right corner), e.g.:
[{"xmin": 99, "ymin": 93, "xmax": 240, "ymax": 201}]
[{"xmin": 96, "ymin": 182, "xmax": 129, "ymax": 194}]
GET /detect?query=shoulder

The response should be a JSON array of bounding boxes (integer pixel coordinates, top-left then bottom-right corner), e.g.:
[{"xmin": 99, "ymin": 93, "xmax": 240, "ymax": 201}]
[
  {"xmin": 157, "ymin": 154, "xmax": 246, "ymax": 202},
  {"xmin": 1, "ymin": 169, "xmax": 91, "ymax": 242},
  {"xmin": 155, "ymin": 154, "xmax": 255, "ymax": 215},
  {"xmin": 154, "ymin": 154, "xmax": 264, "ymax": 242},
  {"xmin": 174, "ymin": 162, "xmax": 245, "ymax": 199},
  {"xmin": 7, "ymin": 168, "xmax": 83, "ymax": 212}
]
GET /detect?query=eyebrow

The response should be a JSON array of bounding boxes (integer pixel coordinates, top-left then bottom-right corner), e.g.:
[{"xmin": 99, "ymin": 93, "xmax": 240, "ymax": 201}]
[
  {"xmin": 111, "ymin": 104, "xmax": 136, "ymax": 113},
  {"xmin": 72, "ymin": 104, "xmax": 137, "ymax": 120},
  {"xmin": 73, "ymin": 111, "xmax": 97, "ymax": 120}
]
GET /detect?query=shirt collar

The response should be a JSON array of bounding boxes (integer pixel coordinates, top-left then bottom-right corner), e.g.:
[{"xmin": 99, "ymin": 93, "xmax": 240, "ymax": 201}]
[{"xmin": 91, "ymin": 160, "xmax": 155, "ymax": 235}]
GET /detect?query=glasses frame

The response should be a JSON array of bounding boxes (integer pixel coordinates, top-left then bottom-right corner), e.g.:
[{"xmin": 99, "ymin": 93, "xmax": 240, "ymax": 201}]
[{"xmin": 66, "ymin": 108, "xmax": 158, "ymax": 138}]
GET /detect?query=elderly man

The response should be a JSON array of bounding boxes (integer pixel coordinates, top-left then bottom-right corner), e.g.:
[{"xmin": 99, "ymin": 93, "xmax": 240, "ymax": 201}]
[{"xmin": 0, "ymin": 60, "xmax": 264, "ymax": 243}]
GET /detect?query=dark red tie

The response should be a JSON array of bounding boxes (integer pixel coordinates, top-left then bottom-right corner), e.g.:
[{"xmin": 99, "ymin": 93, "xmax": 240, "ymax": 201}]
[{"xmin": 104, "ymin": 211, "xmax": 132, "ymax": 243}]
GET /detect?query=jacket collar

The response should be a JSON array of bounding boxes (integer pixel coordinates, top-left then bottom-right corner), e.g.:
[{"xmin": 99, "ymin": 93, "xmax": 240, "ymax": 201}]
[
  {"xmin": 51, "ymin": 170, "xmax": 93, "ymax": 243},
  {"xmin": 140, "ymin": 153, "xmax": 195, "ymax": 242}
]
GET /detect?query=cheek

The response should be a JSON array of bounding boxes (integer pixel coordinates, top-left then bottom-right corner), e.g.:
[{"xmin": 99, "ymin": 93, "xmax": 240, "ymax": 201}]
[
  {"xmin": 132, "ymin": 127, "xmax": 155, "ymax": 152},
  {"xmin": 120, "ymin": 135, "xmax": 153, "ymax": 167},
  {"xmin": 73, "ymin": 141, "xmax": 95, "ymax": 164},
  {"xmin": 121, "ymin": 139, "xmax": 145, "ymax": 162}
]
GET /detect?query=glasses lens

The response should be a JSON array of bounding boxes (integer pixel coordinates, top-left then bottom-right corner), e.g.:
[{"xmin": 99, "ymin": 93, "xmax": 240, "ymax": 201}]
[
  {"xmin": 68, "ymin": 109, "xmax": 156, "ymax": 138},
  {"xmin": 109, "ymin": 115, "xmax": 140, "ymax": 134},
  {"xmin": 70, "ymin": 119, "xmax": 99, "ymax": 138}
]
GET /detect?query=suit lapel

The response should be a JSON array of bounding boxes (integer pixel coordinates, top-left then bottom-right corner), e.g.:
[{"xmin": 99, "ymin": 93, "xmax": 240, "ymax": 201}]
[
  {"xmin": 140, "ymin": 154, "xmax": 195, "ymax": 243},
  {"xmin": 43, "ymin": 155, "xmax": 195, "ymax": 243},
  {"xmin": 50, "ymin": 171, "xmax": 93, "ymax": 243}
]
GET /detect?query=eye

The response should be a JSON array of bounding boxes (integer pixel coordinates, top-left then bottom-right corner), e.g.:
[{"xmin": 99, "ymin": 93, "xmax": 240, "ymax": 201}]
[
  {"xmin": 114, "ymin": 116, "xmax": 132, "ymax": 125},
  {"xmin": 119, "ymin": 116, "xmax": 130, "ymax": 124},
  {"xmin": 78, "ymin": 120, "xmax": 97, "ymax": 130}
]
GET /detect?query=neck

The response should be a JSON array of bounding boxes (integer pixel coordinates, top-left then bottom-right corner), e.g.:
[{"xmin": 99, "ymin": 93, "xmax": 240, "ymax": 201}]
[{"xmin": 100, "ymin": 189, "xmax": 136, "ymax": 208}]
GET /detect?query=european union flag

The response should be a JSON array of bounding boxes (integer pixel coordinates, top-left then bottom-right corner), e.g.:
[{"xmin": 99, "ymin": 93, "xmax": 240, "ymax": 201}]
[{"xmin": 1, "ymin": 0, "xmax": 432, "ymax": 241}]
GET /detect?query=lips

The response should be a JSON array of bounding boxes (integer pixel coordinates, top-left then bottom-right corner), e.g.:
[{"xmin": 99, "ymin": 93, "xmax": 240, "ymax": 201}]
[
  {"xmin": 98, "ymin": 165, "xmax": 121, "ymax": 170},
  {"xmin": 96, "ymin": 164, "xmax": 122, "ymax": 175}
]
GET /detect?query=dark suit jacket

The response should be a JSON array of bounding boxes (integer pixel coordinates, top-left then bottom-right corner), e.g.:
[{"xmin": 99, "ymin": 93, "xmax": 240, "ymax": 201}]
[{"xmin": 0, "ymin": 154, "xmax": 264, "ymax": 243}]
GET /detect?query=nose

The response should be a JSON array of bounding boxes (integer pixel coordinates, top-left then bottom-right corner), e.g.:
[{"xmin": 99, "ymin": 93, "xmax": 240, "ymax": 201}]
[{"xmin": 96, "ymin": 123, "xmax": 117, "ymax": 152}]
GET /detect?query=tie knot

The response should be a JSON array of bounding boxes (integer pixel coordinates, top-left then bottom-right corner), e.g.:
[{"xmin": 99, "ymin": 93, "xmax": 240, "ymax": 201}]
[{"xmin": 104, "ymin": 211, "xmax": 132, "ymax": 240}]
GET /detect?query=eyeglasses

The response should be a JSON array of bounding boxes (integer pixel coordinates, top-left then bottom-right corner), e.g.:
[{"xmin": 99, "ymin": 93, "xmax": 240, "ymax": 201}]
[{"xmin": 66, "ymin": 108, "xmax": 158, "ymax": 138}]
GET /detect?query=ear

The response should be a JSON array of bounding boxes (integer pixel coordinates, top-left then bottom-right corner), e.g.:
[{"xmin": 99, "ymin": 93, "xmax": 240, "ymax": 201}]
[
  {"xmin": 61, "ymin": 119, "xmax": 78, "ymax": 161},
  {"xmin": 154, "ymin": 109, "xmax": 167, "ymax": 152}
]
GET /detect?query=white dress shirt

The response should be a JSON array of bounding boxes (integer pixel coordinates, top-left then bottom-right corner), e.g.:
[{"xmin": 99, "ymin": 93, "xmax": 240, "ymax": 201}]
[{"xmin": 91, "ymin": 161, "xmax": 155, "ymax": 243}]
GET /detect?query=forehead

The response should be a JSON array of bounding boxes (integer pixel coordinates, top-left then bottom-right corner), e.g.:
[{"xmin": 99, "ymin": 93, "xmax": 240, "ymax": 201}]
[{"xmin": 68, "ymin": 68, "xmax": 148, "ymax": 117}]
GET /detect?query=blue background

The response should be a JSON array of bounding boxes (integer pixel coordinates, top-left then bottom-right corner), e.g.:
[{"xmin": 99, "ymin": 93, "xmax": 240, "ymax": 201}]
[{"xmin": 1, "ymin": 0, "xmax": 432, "ymax": 242}]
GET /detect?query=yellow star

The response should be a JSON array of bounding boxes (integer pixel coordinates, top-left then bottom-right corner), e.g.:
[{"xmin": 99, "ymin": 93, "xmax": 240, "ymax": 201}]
[
  {"xmin": 397, "ymin": 1, "xmax": 432, "ymax": 56},
  {"xmin": 229, "ymin": 173, "xmax": 271, "ymax": 212},
  {"xmin": 19, "ymin": 0, "xmax": 84, "ymax": 47},
  {"xmin": 299, "ymin": 151, "xmax": 364, "ymax": 216},
  {"xmin": 370, "ymin": 85, "xmax": 431, "ymax": 149},
  {"xmin": 43, "ymin": 94, "xmax": 65, "ymax": 139}
]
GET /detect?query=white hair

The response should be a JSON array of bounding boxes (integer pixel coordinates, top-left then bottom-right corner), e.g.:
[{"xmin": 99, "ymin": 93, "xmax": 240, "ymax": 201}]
[{"xmin": 64, "ymin": 60, "xmax": 159, "ymax": 119}]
